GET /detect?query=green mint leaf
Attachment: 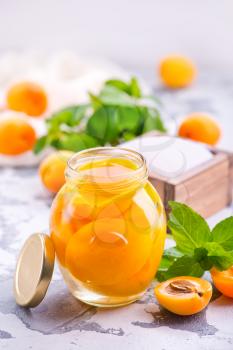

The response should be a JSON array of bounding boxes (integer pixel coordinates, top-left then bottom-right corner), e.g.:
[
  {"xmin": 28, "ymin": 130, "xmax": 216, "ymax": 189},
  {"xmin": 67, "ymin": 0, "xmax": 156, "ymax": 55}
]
[
  {"xmin": 105, "ymin": 77, "xmax": 141, "ymax": 98},
  {"xmin": 212, "ymin": 216, "xmax": 233, "ymax": 251},
  {"xmin": 210, "ymin": 255, "xmax": 233, "ymax": 271},
  {"xmin": 56, "ymin": 132, "xmax": 99, "ymax": 152},
  {"xmin": 194, "ymin": 247, "xmax": 213, "ymax": 270},
  {"xmin": 86, "ymin": 107, "xmax": 119, "ymax": 144},
  {"xmin": 98, "ymin": 85, "xmax": 135, "ymax": 106},
  {"xmin": 199, "ymin": 257, "xmax": 214, "ymax": 271},
  {"xmin": 163, "ymin": 246, "xmax": 183, "ymax": 259},
  {"xmin": 36, "ymin": 77, "xmax": 164, "ymax": 154},
  {"xmin": 168, "ymin": 201, "xmax": 211, "ymax": 254},
  {"xmin": 194, "ymin": 247, "xmax": 208, "ymax": 261},
  {"xmin": 129, "ymin": 77, "xmax": 141, "ymax": 98},
  {"xmin": 70, "ymin": 105, "xmax": 89, "ymax": 126},
  {"xmin": 156, "ymin": 256, "xmax": 204, "ymax": 282},
  {"xmin": 105, "ymin": 79, "xmax": 130, "ymax": 94},
  {"xmin": 204, "ymin": 242, "xmax": 233, "ymax": 271},
  {"xmin": 205, "ymin": 242, "xmax": 229, "ymax": 257},
  {"xmin": 33, "ymin": 135, "xmax": 47, "ymax": 154},
  {"xmin": 122, "ymin": 131, "xmax": 136, "ymax": 141},
  {"xmin": 117, "ymin": 106, "xmax": 142, "ymax": 135},
  {"xmin": 47, "ymin": 105, "xmax": 88, "ymax": 130},
  {"xmin": 157, "ymin": 256, "xmax": 175, "ymax": 273},
  {"xmin": 142, "ymin": 108, "xmax": 166, "ymax": 133},
  {"xmin": 157, "ymin": 247, "xmax": 183, "ymax": 281},
  {"xmin": 88, "ymin": 93, "xmax": 102, "ymax": 110}
]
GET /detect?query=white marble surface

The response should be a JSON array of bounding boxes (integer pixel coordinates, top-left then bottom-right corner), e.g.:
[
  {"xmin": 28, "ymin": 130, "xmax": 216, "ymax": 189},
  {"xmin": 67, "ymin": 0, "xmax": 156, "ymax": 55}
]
[{"xmin": 0, "ymin": 71, "xmax": 233, "ymax": 350}]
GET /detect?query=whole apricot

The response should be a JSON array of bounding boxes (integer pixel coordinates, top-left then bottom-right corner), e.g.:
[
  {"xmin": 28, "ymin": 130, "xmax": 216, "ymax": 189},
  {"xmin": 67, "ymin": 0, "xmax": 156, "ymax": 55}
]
[
  {"xmin": 39, "ymin": 151, "xmax": 74, "ymax": 193},
  {"xmin": 0, "ymin": 118, "xmax": 36, "ymax": 155},
  {"xmin": 178, "ymin": 113, "xmax": 221, "ymax": 145},
  {"xmin": 159, "ymin": 55, "xmax": 196, "ymax": 88},
  {"xmin": 155, "ymin": 276, "xmax": 212, "ymax": 316},
  {"xmin": 211, "ymin": 267, "xmax": 233, "ymax": 298},
  {"xmin": 7, "ymin": 82, "xmax": 47, "ymax": 117}
]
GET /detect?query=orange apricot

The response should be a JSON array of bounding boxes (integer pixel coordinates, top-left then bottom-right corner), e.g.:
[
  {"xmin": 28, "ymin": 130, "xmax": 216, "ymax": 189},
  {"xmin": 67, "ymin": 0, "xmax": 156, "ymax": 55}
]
[
  {"xmin": 50, "ymin": 215, "xmax": 73, "ymax": 266},
  {"xmin": 39, "ymin": 151, "xmax": 74, "ymax": 193},
  {"xmin": 7, "ymin": 82, "xmax": 47, "ymax": 117},
  {"xmin": 211, "ymin": 267, "xmax": 233, "ymax": 298},
  {"xmin": 178, "ymin": 113, "xmax": 221, "ymax": 146},
  {"xmin": 159, "ymin": 55, "xmax": 196, "ymax": 88},
  {"xmin": 65, "ymin": 217, "xmax": 153, "ymax": 286},
  {"xmin": 92, "ymin": 224, "xmax": 166, "ymax": 297},
  {"xmin": 50, "ymin": 190, "xmax": 91, "ymax": 266},
  {"xmin": 155, "ymin": 276, "xmax": 212, "ymax": 316},
  {"xmin": 0, "ymin": 118, "xmax": 36, "ymax": 155}
]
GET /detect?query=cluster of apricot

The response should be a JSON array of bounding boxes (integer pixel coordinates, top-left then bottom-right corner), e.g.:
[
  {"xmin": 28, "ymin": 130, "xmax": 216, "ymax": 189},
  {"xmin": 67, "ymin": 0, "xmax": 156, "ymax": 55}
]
[
  {"xmin": 0, "ymin": 82, "xmax": 47, "ymax": 156},
  {"xmin": 158, "ymin": 55, "xmax": 221, "ymax": 146}
]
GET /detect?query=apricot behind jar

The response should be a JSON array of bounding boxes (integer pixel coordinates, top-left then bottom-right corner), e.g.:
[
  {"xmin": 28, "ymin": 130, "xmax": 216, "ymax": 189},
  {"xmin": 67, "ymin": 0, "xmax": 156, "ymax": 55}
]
[
  {"xmin": 0, "ymin": 117, "xmax": 36, "ymax": 155},
  {"xmin": 155, "ymin": 276, "xmax": 212, "ymax": 315},
  {"xmin": 178, "ymin": 113, "xmax": 221, "ymax": 146},
  {"xmin": 7, "ymin": 82, "xmax": 48, "ymax": 117},
  {"xmin": 39, "ymin": 151, "xmax": 74, "ymax": 193}
]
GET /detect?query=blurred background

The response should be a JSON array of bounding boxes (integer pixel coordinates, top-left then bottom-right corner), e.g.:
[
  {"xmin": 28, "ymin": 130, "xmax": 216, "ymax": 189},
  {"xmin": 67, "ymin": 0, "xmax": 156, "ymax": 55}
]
[
  {"xmin": 1, "ymin": 0, "xmax": 232, "ymax": 76},
  {"xmin": 0, "ymin": 0, "xmax": 232, "ymax": 161}
]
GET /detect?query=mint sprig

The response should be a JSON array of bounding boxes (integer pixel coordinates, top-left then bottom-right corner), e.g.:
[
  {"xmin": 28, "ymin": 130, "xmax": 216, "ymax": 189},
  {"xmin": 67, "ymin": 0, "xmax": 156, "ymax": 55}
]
[
  {"xmin": 34, "ymin": 77, "xmax": 166, "ymax": 154},
  {"xmin": 156, "ymin": 202, "xmax": 233, "ymax": 281},
  {"xmin": 168, "ymin": 201, "xmax": 212, "ymax": 254}
]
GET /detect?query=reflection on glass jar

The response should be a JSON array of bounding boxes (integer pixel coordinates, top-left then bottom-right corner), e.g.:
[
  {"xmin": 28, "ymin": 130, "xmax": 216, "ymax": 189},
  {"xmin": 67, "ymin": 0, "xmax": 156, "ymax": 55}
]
[{"xmin": 50, "ymin": 147, "xmax": 166, "ymax": 307}]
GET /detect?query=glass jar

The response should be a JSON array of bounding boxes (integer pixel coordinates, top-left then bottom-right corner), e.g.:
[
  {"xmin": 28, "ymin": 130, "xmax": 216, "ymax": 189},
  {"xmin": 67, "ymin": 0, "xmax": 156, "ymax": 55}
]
[{"xmin": 50, "ymin": 147, "xmax": 166, "ymax": 307}]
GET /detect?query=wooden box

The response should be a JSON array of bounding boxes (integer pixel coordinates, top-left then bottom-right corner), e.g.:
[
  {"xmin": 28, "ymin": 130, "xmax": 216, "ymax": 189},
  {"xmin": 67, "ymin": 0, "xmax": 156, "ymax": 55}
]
[{"xmin": 147, "ymin": 138, "xmax": 233, "ymax": 218}]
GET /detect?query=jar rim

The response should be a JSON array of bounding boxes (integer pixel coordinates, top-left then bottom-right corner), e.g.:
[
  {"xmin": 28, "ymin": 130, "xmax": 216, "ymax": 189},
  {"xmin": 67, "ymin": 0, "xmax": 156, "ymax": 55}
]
[{"xmin": 66, "ymin": 147, "xmax": 148, "ymax": 184}]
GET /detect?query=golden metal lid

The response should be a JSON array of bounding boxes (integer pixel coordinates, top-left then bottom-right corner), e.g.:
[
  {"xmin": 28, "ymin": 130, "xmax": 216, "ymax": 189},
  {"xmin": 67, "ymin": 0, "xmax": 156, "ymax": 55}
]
[{"xmin": 13, "ymin": 233, "xmax": 55, "ymax": 308}]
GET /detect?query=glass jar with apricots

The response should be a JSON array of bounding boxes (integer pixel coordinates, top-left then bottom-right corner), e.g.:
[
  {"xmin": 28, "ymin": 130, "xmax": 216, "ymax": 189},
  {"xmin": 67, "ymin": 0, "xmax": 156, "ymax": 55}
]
[{"xmin": 50, "ymin": 147, "xmax": 167, "ymax": 307}]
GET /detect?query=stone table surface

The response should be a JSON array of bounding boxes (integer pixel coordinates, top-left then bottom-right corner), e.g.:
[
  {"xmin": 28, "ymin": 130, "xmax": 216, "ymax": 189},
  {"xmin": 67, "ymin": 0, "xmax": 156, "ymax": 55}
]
[{"xmin": 1, "ymin": 72, "xmax": 233, "ymax": 350}]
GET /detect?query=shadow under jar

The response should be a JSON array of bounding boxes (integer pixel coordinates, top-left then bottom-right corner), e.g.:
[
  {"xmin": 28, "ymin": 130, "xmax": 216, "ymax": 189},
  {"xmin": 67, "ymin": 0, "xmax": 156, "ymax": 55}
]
[{"xmin": 50, "ymin": 147, "xmax": 166, "ymax": 307}]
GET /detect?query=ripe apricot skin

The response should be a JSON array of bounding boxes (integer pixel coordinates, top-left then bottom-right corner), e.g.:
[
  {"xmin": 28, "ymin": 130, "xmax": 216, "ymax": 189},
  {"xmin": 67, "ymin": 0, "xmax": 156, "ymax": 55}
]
[
  {"xmin": 211, "ymin": 267, "xmax": 233, "ymax": 298},
  {"xmin": 159, "ymin": 55, "xmax": 196, "ymax": 89},
  {"xmin": 178, "ymin": 113, "xmax": 221, "ymax": 146},
  {"xmin": 7, "ymin": 82, "xmax": 47, "ymax": 117},
  {"xmin": 0, "ymin": 118, "xmax": 36, "ymax": 155},
  {"xmin": 39, "ymin": 151, "xmax": 74, "ymax": 193},
  {"xmin": 154, "ymin": 276, "xmax": 212, "ymax": 316}
]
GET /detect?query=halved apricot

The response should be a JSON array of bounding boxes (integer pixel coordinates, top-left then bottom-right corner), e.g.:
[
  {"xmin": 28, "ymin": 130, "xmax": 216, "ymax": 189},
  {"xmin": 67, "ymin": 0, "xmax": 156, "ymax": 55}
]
[
  {"xmin": 211, "ymin": 267, "xmax": 233, "ymax": 298},
  {"xmin": 155, "ymin": 276, "xmax": 212, "ymax": 316}
]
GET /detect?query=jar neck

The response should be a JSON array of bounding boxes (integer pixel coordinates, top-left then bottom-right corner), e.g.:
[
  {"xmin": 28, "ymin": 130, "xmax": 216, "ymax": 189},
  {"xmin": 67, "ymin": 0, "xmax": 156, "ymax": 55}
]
[{"xmin": 65, "ymin": 147, "xmax": 148, "ymax": 192}]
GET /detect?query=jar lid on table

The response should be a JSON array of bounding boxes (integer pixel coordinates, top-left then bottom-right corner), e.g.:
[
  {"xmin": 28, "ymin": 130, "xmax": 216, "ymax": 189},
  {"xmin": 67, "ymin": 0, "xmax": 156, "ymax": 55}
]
[{"xmin": 13, "ymin": 233, "xmax": 55, "ymax": 308}]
